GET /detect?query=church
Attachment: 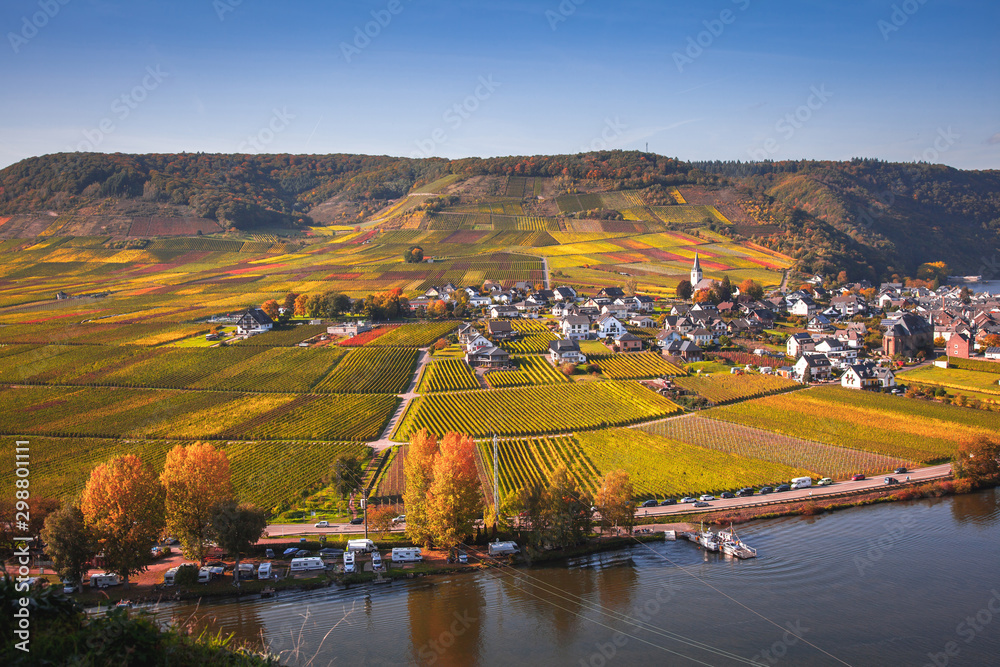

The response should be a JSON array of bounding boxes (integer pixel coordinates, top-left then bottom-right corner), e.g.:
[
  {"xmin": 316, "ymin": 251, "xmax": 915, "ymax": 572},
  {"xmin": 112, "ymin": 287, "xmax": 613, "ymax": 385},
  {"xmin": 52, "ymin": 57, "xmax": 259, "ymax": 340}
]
[{"xmin": 690, "ymin": 254, "xmax": 716, "ymax": 292}]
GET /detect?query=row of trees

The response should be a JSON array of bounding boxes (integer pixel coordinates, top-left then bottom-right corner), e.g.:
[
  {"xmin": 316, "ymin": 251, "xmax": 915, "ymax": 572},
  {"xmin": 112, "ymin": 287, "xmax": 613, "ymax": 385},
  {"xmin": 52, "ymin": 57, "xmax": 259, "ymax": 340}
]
[
  {"xmin": 261, "ymin": 288, "xmax": 411, "ymax": 322},
  {"xmin": 41, "ymin": 443, "xmax": 267, "ymax": 587},
  {"xmin": 676, "ymin": 276, "xmax": 764, "ymax": 303}
]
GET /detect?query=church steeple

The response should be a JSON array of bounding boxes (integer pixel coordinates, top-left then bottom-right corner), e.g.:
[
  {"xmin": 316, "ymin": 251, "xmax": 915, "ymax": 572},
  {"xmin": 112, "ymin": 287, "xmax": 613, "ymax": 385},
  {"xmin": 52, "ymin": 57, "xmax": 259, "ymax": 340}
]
[{"xmin": 690, "ymin": 253, "xmax": 702, "ymax": 286}]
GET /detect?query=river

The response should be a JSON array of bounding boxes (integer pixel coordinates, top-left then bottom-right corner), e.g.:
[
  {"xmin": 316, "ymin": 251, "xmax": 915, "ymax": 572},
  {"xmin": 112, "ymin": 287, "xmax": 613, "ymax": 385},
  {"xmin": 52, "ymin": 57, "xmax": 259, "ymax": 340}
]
[{"xmin": 160, "ymin": 490, "xmax": 1000, "ymax": 666}]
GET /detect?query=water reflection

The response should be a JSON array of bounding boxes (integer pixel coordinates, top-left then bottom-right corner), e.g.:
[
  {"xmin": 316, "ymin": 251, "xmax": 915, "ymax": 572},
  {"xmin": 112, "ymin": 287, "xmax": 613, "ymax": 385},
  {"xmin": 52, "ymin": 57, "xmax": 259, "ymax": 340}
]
[
  {"xmin": 408, "ymin": 577, "xmax": 484, "ymax": 666},
  {"xmin": 949, "ymin": 487, "xmax": 998, "ymax": 527}
]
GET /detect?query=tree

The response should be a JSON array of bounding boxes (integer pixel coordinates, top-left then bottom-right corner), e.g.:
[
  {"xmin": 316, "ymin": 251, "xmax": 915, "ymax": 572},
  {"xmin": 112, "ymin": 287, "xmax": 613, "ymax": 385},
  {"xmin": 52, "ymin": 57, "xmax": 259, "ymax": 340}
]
[
  {"xmin": 595, "ymin": 469, "xmax": 635, "ymax": 535},
  {"xmin": 80, "ymin": 455, "xmax": 165, "ymax": 584},
  {"xmin": 675, "ymin": 280, "xmax": 693, "ymax": 300},
  {"xmin": 208, "ymin": 501, "xmax": 268, "ymax": 585},
  {"xmin": 542, "ymin": 466, "xmax": 591, "ymax": 548},
  {"xmin": 559, "ymin": 362, "xmax": 576, "ymax": 376},
  {"xmin": 160, "ymin": 443, "xmax": 234, "ymax": 566},
  {"xmin": 282, "ymin": 292, "xmax": 299, "ymax": 314},
  {"xmin": 836, "ymin": 271, "xmax": 849, "ymax": 285},
  {"xmin": 404, "ymin": 246, "xmax": 424, "ymax": 263},
  {"xmin": 427, "ymin": 299, "xmax": 447, "ymax": 318},
  {"xmin": 623, "ymin": 278, "xmax": 638, "ymax": 297},
  {"xmin": 693, "ymin": 288, "xmax": 713, "ymax": 304},
  {"xmin": 712, "ymin": 274, "xmax": 733, "ymax": 302},
  {"xmin": 980, "ymin": 334, "xmax": 1000, "ymax": 349},
  {"xmin": 953, "ymin": 435, "xmax": 1000, "ymax": 486},
  {"xmin": 40, "ymin": 504, "xmax": 95, "ymax": 587},
  {"xmin": 426, "ymin": 432, "xmax": 483, "ymax": 551},
  {"xmin": 404, "ymin": 430, "xmax": 439, "ymax": 546},
  {"xmin": 294, "ymin": 293, "xmax": 310, "ymax": 316},
  {"xmin": 934, "ymin": 336, "xmax": 947, "ymax": 348},
  {"xmin": 330, "ymin": 454, "xmax": 364, "ymax": 498},
  {"xmin": 332, "ymin": 293, "xmax": 352, "ymax": 315},
  {"xmin": 738, "ymin": 279, "xmax": 764, "ymax": 301},
  {"xmin": 261, "ymin": 299, "xmax": 280, "ymax": 320},
  {"xmin": 368, "ymin": 504, "xmax": 396, "ymax": 539}
]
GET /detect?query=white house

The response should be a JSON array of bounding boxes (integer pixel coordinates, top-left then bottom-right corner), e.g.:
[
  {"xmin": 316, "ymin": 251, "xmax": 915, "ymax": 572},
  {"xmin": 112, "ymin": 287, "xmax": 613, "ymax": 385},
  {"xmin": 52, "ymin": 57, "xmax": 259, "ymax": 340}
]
[
  {"xmin": 549, "ymin": 339, "xmax": 586, "ymax": 365},
  {"xmin": 595, "ymin": 314, "xmax": 626, "ymax": 338},
  {"xmin": 786, "ymin": 332, "xmax": 816, "ymax": 358},
  {"xmin": 601, "ymin": 303, "xmax": 629, "ymax": 318},
  {"xmin": 794, "ymin": 353, "xmax": 832, "ymax": 381},
  {"xmin": 841, "ymin": 362, "xmax": 895, "ymax": 389},
  {"xmin": 236, "ymin": 308, "xmax": 274, "ymax": 335},
  {"xmin": 790, "ymin": 297, "xmax": 817, "ymax": 318},
  {"xmin": 687, "ymin": 327, "xmax": 713, "ymax": 346},
  {"xmin": 464, "ymin": 335, "xmax": 492, "ymax": 354},
  {"xmin": 489, "ymin": 305, "xmax": 518, "ymax": 319},
  {"xmin": 468, "ymin": 294, "xmax": 492, "ymax": 308},
  {"xmin": 560, "ymin": 315, "xmax": 591, "ymax": 341},
  {"xmin": 628, "ymin": 315, "xmax": 657, "ymax": 328}
]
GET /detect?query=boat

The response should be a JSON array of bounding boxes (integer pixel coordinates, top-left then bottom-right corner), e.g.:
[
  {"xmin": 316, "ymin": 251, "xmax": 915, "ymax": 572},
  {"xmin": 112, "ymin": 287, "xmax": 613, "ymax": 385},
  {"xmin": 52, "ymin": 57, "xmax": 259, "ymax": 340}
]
[
  {"xmin": 717, "ymin": 525, "xmax": 757, "ymax": 559},
  {"xmin": 693, "ymin": 523, "xmax": 720, "ymax": 551}
]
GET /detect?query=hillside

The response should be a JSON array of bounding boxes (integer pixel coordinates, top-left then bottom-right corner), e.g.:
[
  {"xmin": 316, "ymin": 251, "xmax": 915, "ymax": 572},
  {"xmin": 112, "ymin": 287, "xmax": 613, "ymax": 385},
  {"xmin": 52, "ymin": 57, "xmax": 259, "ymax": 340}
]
[{"xmin": 1, "ymin": 152, "xmax": 998, "ymax": 281}]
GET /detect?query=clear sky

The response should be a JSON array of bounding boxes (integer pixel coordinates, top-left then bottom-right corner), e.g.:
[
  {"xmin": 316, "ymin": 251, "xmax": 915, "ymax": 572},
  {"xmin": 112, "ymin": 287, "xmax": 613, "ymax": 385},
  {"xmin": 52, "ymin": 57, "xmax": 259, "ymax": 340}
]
[{"xmin": 1, "ymin": 0, "xmax": 998, "ymax": 169}]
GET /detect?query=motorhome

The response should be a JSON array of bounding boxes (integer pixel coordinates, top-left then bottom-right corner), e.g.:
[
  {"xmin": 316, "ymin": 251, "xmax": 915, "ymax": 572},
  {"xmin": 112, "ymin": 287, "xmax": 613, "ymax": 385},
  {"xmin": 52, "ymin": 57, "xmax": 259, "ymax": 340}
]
[
  {"xmin": 487, "ymin": 541, "xmax": 520, "ymax": 557},
  {"xmin": 237, "ymin": 563, "xmax": 255, "ymax": 577},
  {"xmin": 371, "ymin": 551, "xmax": 383, "ymax": 571},
  {"xmin": 347, "ymin": 539, "xmax": 376, "ymax": 554},
  {"xmin": 390, "ymin": 547, "xmax": 423, "ymax": 563},
  {"xmin": 197, "ymin": 568, "xmax": 213, "ymax": 583},
  {"xmin": 257, "ymin": 562, "xmax": 273, "ymax": 579},
  {"xmin": 790, "ymin": 476, "xmax": 813, "ymax": 490},
  {"xmin": 343, "ymin": 551, "xmax": 356, "ymax": 573},
  {"xmin": 290, "ymin": 557, "xmax": 325, "ymax": 572},
  {"xmin": 89, "ymin": 573, "xmax": 121, "ymax": 589}
]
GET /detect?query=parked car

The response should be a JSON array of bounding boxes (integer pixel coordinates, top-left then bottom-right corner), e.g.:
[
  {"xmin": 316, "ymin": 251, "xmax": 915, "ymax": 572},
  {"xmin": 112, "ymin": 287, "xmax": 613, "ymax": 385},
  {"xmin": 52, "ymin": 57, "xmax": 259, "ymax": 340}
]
[
  {"xmin": 699, "ymin": 494, "xmax": 715, "ymax": 501},
  {"xmin": 641, "ymin": 499, "xmax": 658, "ymax": 508},
  {"xmin": 851, "ymin": 474, "xmax": 866, "ymax": 481},
  {"xmin": 296, "ymin": 549, "xmax": 311, "ymax": 557},
  {"xmin": 457, "ymin": 551, "xmax": 468, "ymax": 564},
  {"xmin": 720, "ymin": 492, "xmax": 735, "ymax": 499},
  {"xmin": 736, "ymin": 488, "xmax": 754, "ymax": 497},
  {"xmin": 62, "ymin": 580, "xmax": 80, "ymax": 594},
  {"xmin": 314, "ymin": 520, "xmax": 329, "ymax": 528},
  {"xmin": 894, "ymin": 467, "xmax": 908, "ymax": 474},
  {"xmin": 758, "ymin": 486, "xmax": 774, "ymax": 495},
  {"xmin": 680, "ymin": 497, "xmax": 697, "ymax": 503},
  {"xmin": 817, "ymin": 478, "xmax": 833, "ymax": 486},
  {"xmin": 693, "ymin": 501, "xmax": 710, "ymax": 508},
  {"xmin": 391, "ymin": 515, "xmax": 407, "ymax": 525},
  {"xmin": 884, "ymin": 477, "xmax": 899, "ymax": 485},
  {"xmin": 350, "ymin": 517, "xmax": 364, "ymax": 525},
  {"xmin": 775, "ymin": 484, "xmax": 791, "ymax": 492},
  {"xmin": 282, "ymin": 547, "xmax": 299, "ymax": 557},
  {"xmin": 265, "ymin": 549, "xmax": 275, "ymax": 558},
  {"xmin": 318, "ymin": 548, "xmax": 342, "ymax": 557},
  {"xmin": 660, "ymin": 498, "xmax": 676, "ymax": 506}
]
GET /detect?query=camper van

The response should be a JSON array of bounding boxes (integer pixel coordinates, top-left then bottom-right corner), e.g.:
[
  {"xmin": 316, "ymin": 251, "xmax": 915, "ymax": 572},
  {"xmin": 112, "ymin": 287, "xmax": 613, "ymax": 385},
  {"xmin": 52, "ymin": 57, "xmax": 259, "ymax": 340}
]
[
  {"xmin": 89, "ymin": 573, "xmax": 121, "ymax": 589},
  {"xmin": 198, "ymin": 568, "xmax": 213, "ymax": 583},
  {"xmin": 290, "ymin": 557, "xmax": 325, "ymax": 573},
  {"xmin": 257, "ymin": 562, "xmax": 273, "ymax": 579},
  {"xmin": 371, "ymin": 551, "xmax": 383, "ymax": 571},
  {"xmin": 790, "ymin": 476, "xmax": 813, "ymax": 490},
  {"xmin": 391, "ymin": 547, "xmax": 423, "ymax": 563},
  {"xmin": 237, "ymin": 562, "xmax": 255, "ymax": 577},
  {"xmin": 346, "ymin": 539, "xmax": 376, "ymax": 554},
  {"xmin": 342, "ymin": 551, "xmax": 356, "ymax": 573},
  {"xmin": 487, "ymin": 541, "xmax": 520, "ymax": 557}
]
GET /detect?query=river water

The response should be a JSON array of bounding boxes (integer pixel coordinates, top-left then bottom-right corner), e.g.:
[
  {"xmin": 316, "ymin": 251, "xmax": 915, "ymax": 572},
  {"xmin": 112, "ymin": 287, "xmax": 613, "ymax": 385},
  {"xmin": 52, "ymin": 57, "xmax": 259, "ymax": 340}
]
[{"xmin": 161, "ymin": 490, "xmax": 1000, "ymax": 666}]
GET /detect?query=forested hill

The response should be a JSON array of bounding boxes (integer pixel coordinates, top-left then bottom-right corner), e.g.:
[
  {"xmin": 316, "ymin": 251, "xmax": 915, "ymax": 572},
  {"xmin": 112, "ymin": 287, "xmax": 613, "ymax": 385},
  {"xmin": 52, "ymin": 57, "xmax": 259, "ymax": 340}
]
[{"xmin": 1, "ymin": 151, "xmax": 998, "ymax": 279}]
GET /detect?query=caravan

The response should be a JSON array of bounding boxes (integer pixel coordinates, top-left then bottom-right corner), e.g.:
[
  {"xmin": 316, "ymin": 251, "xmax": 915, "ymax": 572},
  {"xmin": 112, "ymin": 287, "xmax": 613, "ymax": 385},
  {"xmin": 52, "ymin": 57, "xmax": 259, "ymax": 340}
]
[
  {"xmin": 790, "ymin": 476, "xmax": 813, "ymax": 490},
  {"xmin": 343, "ymin": 551, "xmax": 356, "ymax": 573},
  {"xmin": 347, "ymin": 539, "xmax": 376, "ymax": 554},
  {"xmin": 390, "ymin": 547, "xmax": 422, "ymax": 563},
  {"xmin": 257, "ymin": 562, "xmax": 273, "ymax": 579},
  {"xmin": 290, "ymin": 557, "xmax": 325, "ymax": 573},
  {"xmin": 89, "ymin": 573, "xmax": 121, "ymax": 589},
  {"xmin": 487, "ymin": 541, "xmax": 520, "ymax": 557}
]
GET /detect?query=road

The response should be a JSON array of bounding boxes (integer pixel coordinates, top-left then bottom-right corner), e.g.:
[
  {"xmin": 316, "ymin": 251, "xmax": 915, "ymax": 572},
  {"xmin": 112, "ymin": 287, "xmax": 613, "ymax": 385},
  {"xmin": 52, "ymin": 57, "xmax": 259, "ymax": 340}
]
[{"xmin": 267, "ymin": 464, "xmax": 952, "ymax": 537}]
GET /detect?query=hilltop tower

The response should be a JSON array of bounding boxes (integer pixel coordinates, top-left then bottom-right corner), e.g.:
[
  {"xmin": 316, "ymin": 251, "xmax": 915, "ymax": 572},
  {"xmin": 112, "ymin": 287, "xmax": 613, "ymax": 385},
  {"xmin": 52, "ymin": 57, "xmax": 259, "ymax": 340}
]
[{"xmin": 690, "ymin": 253, "xmax": 703, "ymax": 285}]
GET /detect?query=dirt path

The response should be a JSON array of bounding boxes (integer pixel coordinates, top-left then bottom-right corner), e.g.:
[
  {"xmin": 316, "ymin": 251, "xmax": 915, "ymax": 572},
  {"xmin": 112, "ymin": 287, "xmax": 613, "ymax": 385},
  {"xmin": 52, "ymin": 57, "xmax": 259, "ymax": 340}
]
[{"xmin": 367, "ymin": 346, "xmax": 431, "ymax": 451}]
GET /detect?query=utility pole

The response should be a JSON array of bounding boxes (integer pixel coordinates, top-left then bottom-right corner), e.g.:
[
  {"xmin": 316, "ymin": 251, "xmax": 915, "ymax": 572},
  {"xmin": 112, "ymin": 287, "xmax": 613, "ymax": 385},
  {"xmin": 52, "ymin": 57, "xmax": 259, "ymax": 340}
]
[
  {"xmin": 492, "ymin": 433, "xmax": 499, "ymax": 526},
  {"xmin": 361, "ymin": 497, "xmax": 368, "ymax": 540}
]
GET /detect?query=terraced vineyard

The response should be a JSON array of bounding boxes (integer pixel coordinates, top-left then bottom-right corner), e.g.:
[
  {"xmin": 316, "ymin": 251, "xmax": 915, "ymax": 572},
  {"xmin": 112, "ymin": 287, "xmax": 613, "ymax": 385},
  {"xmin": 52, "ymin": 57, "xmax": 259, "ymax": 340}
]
[
  {"xmin": 364, "ymin": 321, "xmax": 458, "ymax": 347},
  {"xmin": 674, "ymin": 373, "xmax": 801, "ymax": 404},
  {"xmin": 485, "ymin": 355, "xmax": 568, "ymax": 388},
  {"xmin": 419, "ymin": 357, "xmax": 481, "ymax": 392},
  {"xmin": 502, "ymin": 332, "xmax": 559, "ymax": 353},
  {"xmin": 596, "ymin": 352, "xmax": 686, "ymax": 379},
  {"xmin": 475, "ymin": 435, "xmax": 601, "ymax": 503},
  {"xmin": 313, "ymin": 347, "xmax": 418, "ymax": 393},
  {"xmin": 393, "ymin": 381, "xmax": 682, "ymax": 439},
  {"xmin": 224, "ymin": 393, "xmax": 398, "ymax": 442},
  {"xmin": 638, "ymin": 414, "xmax": 912, "ymax": 478}
]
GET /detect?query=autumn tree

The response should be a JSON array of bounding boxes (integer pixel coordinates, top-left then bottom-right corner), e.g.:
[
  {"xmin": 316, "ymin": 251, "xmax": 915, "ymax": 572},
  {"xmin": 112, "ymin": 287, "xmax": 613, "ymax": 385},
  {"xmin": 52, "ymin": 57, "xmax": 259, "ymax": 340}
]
[
  {"xmin": 953, "ymin": 435, "xmax": 1000, "ymax": 487},
  {"xmin": 693, "ymin": 288, "xmax": 713, "ymax": 304},
  {"xmin": 623, "ymin": 278, "xmax": 638, "ymax": 297},
  {"xmin": 542, "ymin": 466, "xmax": 591, "ymax": 548},
  {"xmin": 294, "ymin": 293, "xmax": 310, "ymax": 316},
  {"xmin": 403, "ymin": 430, "xmax": 439, "ymax": 546},
  {"xmin": 282, "ymin": 292, "xmax": 299, "ymax": 314},
  {"xmin": 738, "ymin": 279, "xmax": 764, "ymax": 301},
  {"xmin": 427, "ymin": 299, "xmax": 448, "ymax": 319},
  {"xmin": 595, "ymin": 469, "xmax": 635, "ymax": 535},
  {"xmin": 675, "ymin": 280, "xmax": 693, "ymax": 300},
  {"xmin": 368, "ymin": 504, "xmax": 396, "ymax": 539},
  {"xmin": 40, "ymin": 504, "xmax": 95, "ymax": 587},
  {"xmin": 712, "ymin": 275, "xmax": 733, "ymax": 302},
  {"xmin": 209, "ymin": 501, "xmax": 268, "ymax": 585},
  {"xmin": 404, "ymin": 246, "xmax": 424, "ymax": 263},
  {"xmin": 426, "ymin": 432, "xmax": 483, "ymax": 551},
  {"xmin": 160, "ymin": 442, "xmax": 234, "ymax": 566},
  {"xmin": 980, "ymin": 334, "xmax": 1000, "ymax": 349},
  {"xmin": 261, "ymin": 299, "xmax": 280, "ymax": 320},
  {"xmin": 80, "ymin": 455, "xmax": 165, "ymax": 584}
]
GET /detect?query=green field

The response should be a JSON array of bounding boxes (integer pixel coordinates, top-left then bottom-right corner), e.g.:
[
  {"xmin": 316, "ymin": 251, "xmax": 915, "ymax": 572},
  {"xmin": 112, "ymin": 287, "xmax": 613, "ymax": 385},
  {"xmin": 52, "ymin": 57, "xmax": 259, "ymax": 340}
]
[{"xmin": 900, "ymin": 365, "xmax": 1000, "ymax": 396}]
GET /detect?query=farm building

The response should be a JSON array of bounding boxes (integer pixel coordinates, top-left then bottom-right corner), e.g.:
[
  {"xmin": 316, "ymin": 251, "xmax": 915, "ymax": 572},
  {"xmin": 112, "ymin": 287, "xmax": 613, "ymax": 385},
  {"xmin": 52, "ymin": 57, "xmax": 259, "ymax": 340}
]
[
  {"xmin": 327, "ymin": 321, "xmax": 372, "ymax": 336},
  {"xmin": 236, "ymin": 308, "xmax": 274, "ymax": 335},
  {"xmin": 549, "ymin": 339, "xmax": 586, "ymax": 365},
  {"xmin": 841, "ymin": 362, "xmax": 895, "ymax": 390},
  {"xmin": 466, "ymin": 345, "xmax": 511, "ymax": 368}
]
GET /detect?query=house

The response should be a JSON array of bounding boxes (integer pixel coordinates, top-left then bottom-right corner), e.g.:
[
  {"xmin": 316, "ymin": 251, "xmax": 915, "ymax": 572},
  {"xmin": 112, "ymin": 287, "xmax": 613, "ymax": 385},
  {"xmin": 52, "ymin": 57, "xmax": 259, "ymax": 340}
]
[
  {"xmin": 841, "ymin": 362, "xmax": 896, "ymax": 390},
  {"xmin": 947, "ymin": 333, "xmax": 974, "ymax": 359},
  {"xmin": 656, "ymin": 329, "xmax": 683, "ymax": 345},
  {"xmin": 670, "ymin": 304, "xmax": 691, "ymax": 317},
  {"xmin": 687, "ymin": 328, "xmax": 713, "ymax": 346},
  {"xmin": 468, "ymin": 294, "xmax": 492, "ymax": 308},
  {"xmin": 628, "ymin": 315, "xmax": 657, "ymax": 329},
  {"xmin": 487, "ymin": 320, "xmax": 518, "ymax": 340},
  {"xmin": 236, "ymin": 308, "xmax": 274, "ymax": 335},
  {"xmin": 55, "ymin": 291, "xmax": 69, "ymax": 300},
  {"xmin": 790, "ymin": 297, "xmax": 817, "ymax": 318},
  {"xmin": 327, "ymin": 321, "xmax": 372, "ymax": 336},
  {"xmin": 553, "ymin": 286, "xmax": 577, "ymax": 301},
  {"xmin": 629, "ymin": 295, "xmax": 656, "ymax": 313},
  {"xmin": 794, "ymin": 354, "xmax": 832, "ymax": 381},
  {"xmin": 661, "ymin": 339, "xmax": 703, "ymax": 362},
  {"xmin": 464, "ymin": 335, "xmax": 492, "ymax": 353},
  {"xmin": 613, "ymin": 331, "xmax": 643, "ymax": 352},
  {"xmin": 831, "ymin": 294, "xmax": 867, "ymax": 316},
  {"xmin": 424, "ymin": 287, "xmax": 441, "ymax": 298},
  {"xmin": 552, "ymin": 302, "xmax": 579, "ymax": 317},
  {"xmin": 807, "ymin": 315, "xmax": 834, "ymax": 333},
  {"xmin": 597, "ymin": 287, "xmax": 625, "ymax": 300},
  {"xmin": 489, "ymin": 305, "xmax": 519, "ymax": 319},
  {"xmin": 786, "ymin": 332, "xmax": 816, "ymax": 358},
  {"xmin": 560, "ymin": 315, "xmax": 591, "ymax": 341},
  {"xmin": 467, "ymin": 345, "xmax": 511, "ymax": 368},
  {"xmin": 601, "ymin": 303, "xmax": 629, "ymax": 318},
  {"xmin": 549, "ymin": 339, "xmax": 586, "ymax": 365},
  {"xmin": 595, "ymin": 314, "xmax": 626, "ymax": 338},
  {"xmin": 814, "ymin": 338, "xmax": 858, "ymax": 367},
  {"xmin": 984, "ymin": 347, "xmax": 1000, "ymax": 360},
  {"xmin": 481, "ymin": 279, "xmax": 502, "ymax": 293},
  {"xmin": 882, "ymin": 312, "xmax": 934, "ymax": 357},
  {"xmin": 512, "ymin": 301, "xmax": 541, "ymax": 318}
]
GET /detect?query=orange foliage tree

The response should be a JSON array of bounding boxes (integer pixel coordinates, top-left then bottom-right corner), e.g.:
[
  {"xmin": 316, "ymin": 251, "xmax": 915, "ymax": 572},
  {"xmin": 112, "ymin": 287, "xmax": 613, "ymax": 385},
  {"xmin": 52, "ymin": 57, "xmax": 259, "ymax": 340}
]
[
  {"xmin": 80, "ymin": 455, "xmax": 165, "ymax": 583},
  {"xmin": 261, "ymin": 299, "xmax": 280, "ymax": 320},
  {"xmin": 427, "ymin": 432, "xmax": 483, "ymax": 551},
  {"xmin": 161, "ymin": 442, "xmax": 234, "ymax": 565},
  {"xmin": 294, "ymin": 293, "xmax": 310, "ymax": 316},
  {"xmin": 403, "ymin": 429, "xmax": 439, "ymax": 546}
]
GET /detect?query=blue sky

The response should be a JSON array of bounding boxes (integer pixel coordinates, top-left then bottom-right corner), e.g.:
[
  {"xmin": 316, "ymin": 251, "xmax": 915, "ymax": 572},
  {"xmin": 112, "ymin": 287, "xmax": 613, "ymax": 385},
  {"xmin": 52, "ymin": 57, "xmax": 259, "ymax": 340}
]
[{"xmin": 1, "ymin": 0, "xmax": 997, "ymax": 169}]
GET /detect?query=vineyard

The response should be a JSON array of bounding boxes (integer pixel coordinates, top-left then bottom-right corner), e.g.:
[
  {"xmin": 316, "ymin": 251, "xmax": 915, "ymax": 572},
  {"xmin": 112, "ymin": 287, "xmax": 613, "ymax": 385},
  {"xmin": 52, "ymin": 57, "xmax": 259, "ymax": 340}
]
[
  {"xmin": 485, "ymin": 355, "xmax": 568, "ymax": 388},
  {"xmin": 234, "ymin": 324, "xmax": 328, "ymax": 347},
  {"xmin": 393, "ymin": 381, "xmax": 682, "ymax": 439},
  {"xmin": 339, "ymin": 325, "xmax": 398, "ymax": 346},
  {"xmin": 711, "ymin": 351, "xmax": 787, "ymax": 367},
  {"xmin": 371, "ymin": 445, "xmax": 406, "ymax": 498},
  {"xmin": 900, "ymin": 365, "xmax": 1000, "ymax": 396},
  {"xmin": 364, "ymin": 321, "xmax": 458, "ymax": 347},
  {"xmin": 946, "ymin": 357, "xmax": 1000, "ymax": 374},
  {"xmin": 418, "ymin": 357, "xmax": 481, "ymax": 393},
  {"xmin": 575, "ymin": 428, "xmax": 811, "ymax": 499},
  {"xmin": 312, "ymin": 347, "xmax": 418, "ymax": 393},
  {"xmin": 502, "ymin": 332, "xmax": 559, "ymax": 353},
  {"xmin": 709, "ymin": 386, "xmax": 1000, "ymax": 463},
  {"xmin": 674, "ymin": 373, "xmax": 801, "ymax": 404},
  {"xmin": 475, "ymin": 435, "xmax": 601, "ymax": 504},
  {"xmin": 638, "ymin": 415, "xmax": 913, "ymax": 478},
  {"xmin": 596, "ymin": 352, "xmax": 686, "ymax": 379}
]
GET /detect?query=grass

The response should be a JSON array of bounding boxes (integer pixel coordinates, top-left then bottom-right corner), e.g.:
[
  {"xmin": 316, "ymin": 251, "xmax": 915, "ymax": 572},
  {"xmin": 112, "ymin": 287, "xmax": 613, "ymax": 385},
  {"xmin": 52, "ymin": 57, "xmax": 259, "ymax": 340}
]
[{"xmin": 899, "ymin": 365, "xmax": 1000, "ymax": 396}]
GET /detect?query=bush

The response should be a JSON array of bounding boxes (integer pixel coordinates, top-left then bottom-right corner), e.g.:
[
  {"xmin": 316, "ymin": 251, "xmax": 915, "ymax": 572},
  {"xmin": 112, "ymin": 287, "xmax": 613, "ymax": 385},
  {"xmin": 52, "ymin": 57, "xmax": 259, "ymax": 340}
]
[{"xmin": 174, "ymin": 564, "xmax": 199, "ymax": 587}]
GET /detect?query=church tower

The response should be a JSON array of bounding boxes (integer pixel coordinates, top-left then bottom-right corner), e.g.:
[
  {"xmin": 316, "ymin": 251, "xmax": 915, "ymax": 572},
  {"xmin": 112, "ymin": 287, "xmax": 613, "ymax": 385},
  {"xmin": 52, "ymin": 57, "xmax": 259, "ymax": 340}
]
[{"xmin": 690, "ymin": 253, "xmax": 702, "ymax": 286}]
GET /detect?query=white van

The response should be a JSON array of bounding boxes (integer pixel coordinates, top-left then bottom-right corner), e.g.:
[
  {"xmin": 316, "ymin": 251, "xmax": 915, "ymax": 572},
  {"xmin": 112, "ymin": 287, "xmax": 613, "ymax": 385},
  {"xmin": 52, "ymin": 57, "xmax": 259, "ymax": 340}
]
[
  {"xmin": 290, "ymin": 557, "xmax": 325, "ymax": 573},
  {"xmin": 371, "ymin": 551, "xmax": 383, "ymax": 571},
  {"xmin": 487, "ymin": 541, "xmax": 520, "ymax": 557},
  {"xmin": 89, "ymin": 573, "xmax": 121, "ymax": 589},
  {"xmin": 391, "ymin": 547, "xmax": 422, "ymax": 563},
  {"xmin": 790, "ymin": 476, "xmax": 813, "ymax": 490},
  {"xmin": 343, "ymin": 551, "xmax": 356, "ymax": 573},
  {"xmin": 257, "ymin": 562, "xmax": 272, "ymax": 579},
  {"xmin": 347, "ymin": 539, "xmax": 376, "ymax": 554}
]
